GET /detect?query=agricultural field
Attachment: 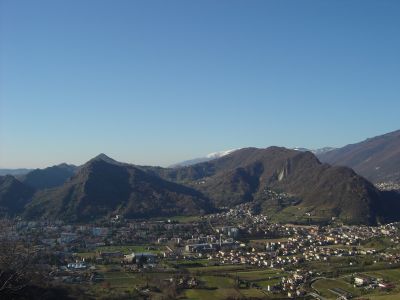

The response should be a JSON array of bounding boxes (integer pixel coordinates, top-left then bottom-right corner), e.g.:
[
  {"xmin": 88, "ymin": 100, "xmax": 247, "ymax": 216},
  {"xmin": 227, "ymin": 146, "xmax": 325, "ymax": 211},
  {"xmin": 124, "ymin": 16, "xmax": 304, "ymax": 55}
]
[
  {"xmin": 182, "ymin": 265, "xmax": 286, "ymax": 299},
  {"xmin": 75, "ymin": 244, "xmax": 165, "ymax": 261},
  {"xmin": 312, "ymin": 267, "xmax": 400, "ymax": 300},
  {"xmin": 366, "ymin": 293, "xmax": 400, "ymax": 300},
  {"xmin": 187, "ymin": 264, "xmax": 255, "ymax": 273},
  {"xmin": 96, "ymin": 244, "xmax": 164, "ymax": 254},
  {"xmin": 183, "ymin": 274, "xmax": 268, "ymax": 300},
  {"xmin": 312, "ymin": 278, "xmax": 360, "ymax": 299}
]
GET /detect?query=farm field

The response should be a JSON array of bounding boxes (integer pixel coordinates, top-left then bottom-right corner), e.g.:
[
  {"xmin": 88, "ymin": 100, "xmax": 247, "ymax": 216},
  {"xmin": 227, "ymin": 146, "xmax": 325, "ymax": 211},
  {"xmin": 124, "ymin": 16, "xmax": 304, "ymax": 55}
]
[
  {"xmin": 312, "ymin": 278, "xmax": 360, "ymax": 299},
  {"xmin": 312, "ymin": 267, "xmax": 400, "ymax": 300}
]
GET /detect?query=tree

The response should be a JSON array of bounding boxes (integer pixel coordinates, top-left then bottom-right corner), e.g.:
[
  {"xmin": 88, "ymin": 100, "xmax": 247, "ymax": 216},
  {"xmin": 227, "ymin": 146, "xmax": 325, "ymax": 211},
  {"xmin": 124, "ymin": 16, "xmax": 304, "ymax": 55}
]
[{"xmin": 0, "ymin": 219, "xmax": 35, "ymax": 298}]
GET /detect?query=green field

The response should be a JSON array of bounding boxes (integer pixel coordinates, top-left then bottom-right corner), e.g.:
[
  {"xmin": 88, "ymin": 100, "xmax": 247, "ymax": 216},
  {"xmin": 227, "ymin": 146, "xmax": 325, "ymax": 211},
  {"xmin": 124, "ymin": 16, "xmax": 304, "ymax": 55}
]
[
  {"xmin": 180, "ymin": 264, "xmax": 285, "ymax": 299},
  {"xmin": 364, "ymin": 268, "xmax": 400, "ymax": 283},
  {"xmin": 184, "ymin": 275, "xmax": 266, "ymax": 300},
  {"xmin": 232, "ymin": 269, "xmax": 285, "ymax": 281},
  {"xmin": 96, "ymin": 244, "xmax": 163, "ymax": 254},
  {"xmin": 187, "ymin": 264, "xmax": 255, "ymax": 273},
  {"xmin": 313, "ymin": 278, "xmax": 360, "ymax": 299},
  {"xmin": 366, "ymin": 293, "xmax": 400, "ymax": 300},
  {"xmin": 151, "ymin": 215, "xmax": 202, "ymax": 223},
  {"xmin": 310, "ymin": 266, "xmax": 400, "ymax": 300},
  {"xmin": 362, "ymin": 237, "xmax": 395, "ymax": 251},
  {"xmin": 185, "ymin": 275, "xmax": 240, "ymax": 299}
]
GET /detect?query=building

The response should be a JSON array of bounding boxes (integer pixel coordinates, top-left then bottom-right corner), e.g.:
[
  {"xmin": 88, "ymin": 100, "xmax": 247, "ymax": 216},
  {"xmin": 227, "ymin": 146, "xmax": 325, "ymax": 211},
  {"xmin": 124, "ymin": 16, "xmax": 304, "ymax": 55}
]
[{"xmin": 124, "ymin": 252, "xmax": 157, "ymax": 264}]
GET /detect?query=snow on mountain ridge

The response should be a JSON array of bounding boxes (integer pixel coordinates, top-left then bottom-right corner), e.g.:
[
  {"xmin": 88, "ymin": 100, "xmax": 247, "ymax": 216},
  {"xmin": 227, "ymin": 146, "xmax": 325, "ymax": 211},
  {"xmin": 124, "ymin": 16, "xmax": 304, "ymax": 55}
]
[
  {"xmin": 169, "ymin": 149, "xmax": 240, "ymax": 168},
  {"xmin": 206, "ymin": 149, "xmax": 238, "ymax": 159}
]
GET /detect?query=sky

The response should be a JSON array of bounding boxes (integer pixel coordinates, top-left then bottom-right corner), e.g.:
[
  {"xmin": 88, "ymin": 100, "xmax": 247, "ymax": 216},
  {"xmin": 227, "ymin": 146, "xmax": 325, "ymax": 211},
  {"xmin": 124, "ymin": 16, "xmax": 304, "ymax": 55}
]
[{"xmin": 1, "ymin": 0, "xmax": 399, "ymax": 168}]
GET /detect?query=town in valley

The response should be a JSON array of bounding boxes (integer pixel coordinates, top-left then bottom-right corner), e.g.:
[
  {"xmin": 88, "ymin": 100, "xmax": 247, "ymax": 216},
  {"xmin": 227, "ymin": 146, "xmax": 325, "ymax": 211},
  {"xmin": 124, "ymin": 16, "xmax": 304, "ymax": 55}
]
[{"xmin": 3, "ymin": 203, "xmax": 400, "ymax": 300}]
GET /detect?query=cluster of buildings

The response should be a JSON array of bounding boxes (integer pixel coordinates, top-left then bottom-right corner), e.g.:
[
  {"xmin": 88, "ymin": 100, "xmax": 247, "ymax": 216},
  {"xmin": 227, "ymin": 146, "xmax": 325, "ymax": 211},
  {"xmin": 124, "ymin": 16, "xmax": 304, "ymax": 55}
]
[
  {"xmin": 376, "ymin": 181, "xmax": 400, "ymax": 191},
  {"xmin": 3, "ymin": 206, "xmax": 400, "ymax": 298}
]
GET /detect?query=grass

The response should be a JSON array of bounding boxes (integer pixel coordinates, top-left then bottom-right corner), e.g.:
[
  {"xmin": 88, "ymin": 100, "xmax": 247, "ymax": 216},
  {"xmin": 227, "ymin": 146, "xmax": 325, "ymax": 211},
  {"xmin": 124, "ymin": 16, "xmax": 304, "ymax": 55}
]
[
  {"xmin": 102, "ymin": 271, "xmax": 139, "ymax": 287},
  {"xmin": 365, "ymin": 293, "xmax": 400, "ymax": 300},
  {"xmin": 231, "ymin": 269, "xmax": 285, "ymax": 281},
  {"xmin": 265, "ymin": 205, "xmax": 333, "ymax": 225},
  {"xmin": 362, "ymin": 237, "xmax": 396, "ymax": 251},
  {"xmin": 87, "ymin": 270, "xmax": 144, "ymax": 298},
  {"xmin": 95, "ymin": 244, "xmax": 162, "ymax": 254},
  {"xmin": 187, "ymin": 264, "xmax": 254, "ymax": 273},
  {"xmin": 239, "ymin": 288, "xmax": 267, "ymax": 298},
  {"xmin": 151, "ymin": 215, "xmax": 201, "ymax": 223},
  {"xmin": 184, "ymin": 288, "xmax": 241, "ymax": 300},
  {"xmin": 184, "ymin": 275, "xmax": 250, "ymax": 299},
  {"xmin": 183, "ymin": 274, "xmax": 274, "ymax": 299},
  {"xmin": 172, "ymin": 258, "xmax": 219, "ymax": 268},
  {"xmin": 256, "ymin": 278, "xmax": 281, "ymax": 288},
  {"xmin": 200, "ymin": 275, "xmax": 235, "ymax": 288},
  {"xmin": 313, "ymin": 278, "xmax": 360, "ymax": 299},
  {"xmin": 363, "ymin": 267, "xmax": 400, "ymax": 282}
]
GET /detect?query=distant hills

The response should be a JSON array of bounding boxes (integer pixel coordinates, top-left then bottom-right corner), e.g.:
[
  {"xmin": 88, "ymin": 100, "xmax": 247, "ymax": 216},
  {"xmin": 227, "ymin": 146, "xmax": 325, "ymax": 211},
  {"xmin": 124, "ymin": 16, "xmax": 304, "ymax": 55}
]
[
  {"xmin": 318, "ymin": 129, "xmax": 400, "ymax": 184},
  {"xmin": 0, "ymin": 175, "xmax": 35, "ymax": 216},
  {"xmin": 169, "ymin": 149, "xmax": 239, "ymax": 168},
  {"xmin": 0, "ymin": 168, "xmax": 32, "ymax": 176},
  {"xmin": 170, "ymin": 147, "xmax": 335, "ymax": 168},
  {"xmin": 293, "ymin": 147, "xmax": 336, "ymax": 155},
  {"xmin": 1, "ymin": 129, "xmax": 399, "ymax": 224},
  {"xmin": 152, "ymin": 147, "xmax": 400, "ymax": 224},
  {"xmin": 19, "ymin": 163, "xmax": 77, "ymax": 190},
  {"xmin": 23, "ymin": 156, "xmax": 212, "ymax": 222}
]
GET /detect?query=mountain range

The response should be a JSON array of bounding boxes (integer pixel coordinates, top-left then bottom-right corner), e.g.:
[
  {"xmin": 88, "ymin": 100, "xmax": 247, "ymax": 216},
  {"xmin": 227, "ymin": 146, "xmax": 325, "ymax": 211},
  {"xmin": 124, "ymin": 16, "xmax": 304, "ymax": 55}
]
[
  {"xmin": 150, "ymin": 147, "xmax": 400, "ymax": 224},
  {"xmin": 169, "ymin": 149, "xmax": 239, "ymax": 168},
  {"xmin": 317, "ymin": 130, "xmax": 400, "ymax": 184},
  {"xmin": 23, "ymin": 156, "xmax": 212, "ymax": 222},
  {"xmin": 0, "ymin": 129, "xmax": 399, "ymax": 224},
  {"xmin": 18, "ymin": 163, "xmax": 77, "ymax": 190},
  {"xmin": 169, "ymin": 147, "xmax": 335, "ymax": 168},
  {"xmin": 0, "ymin": 168, "xmax": 33, "ymax": 176}
]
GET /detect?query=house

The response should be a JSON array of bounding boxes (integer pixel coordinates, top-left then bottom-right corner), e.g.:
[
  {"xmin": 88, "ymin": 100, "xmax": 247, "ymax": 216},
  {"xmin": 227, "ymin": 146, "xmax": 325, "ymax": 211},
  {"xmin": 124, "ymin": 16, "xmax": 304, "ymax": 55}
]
[
  {"xmin": 92, "ymin": 227, "xmax": 108, "ymax": 236},
  {"xmin": 133, "ymin": 252, "xmax": 157, "ymax": 265},
  {"xmin": 354, "ymin": 274, "xmax": 374, "ymax": 286},
  {"xmin": 67, "ymin": 260, "xmax": 87, "ymax": 270},
  {"xmin": 58, "ymin": 232, "xmax": 78, "ymax": 244},
  {"xmin": 185, "ymin": 243, "xmax": 214, "ymax": 253}
]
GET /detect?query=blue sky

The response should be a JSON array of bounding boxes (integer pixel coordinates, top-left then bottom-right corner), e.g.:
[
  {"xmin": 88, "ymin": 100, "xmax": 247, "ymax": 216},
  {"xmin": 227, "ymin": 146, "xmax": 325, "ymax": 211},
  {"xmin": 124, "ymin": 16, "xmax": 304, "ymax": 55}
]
[{"xmin": 1, "ymin": 0, "xmax": 399, "ymax": 168}]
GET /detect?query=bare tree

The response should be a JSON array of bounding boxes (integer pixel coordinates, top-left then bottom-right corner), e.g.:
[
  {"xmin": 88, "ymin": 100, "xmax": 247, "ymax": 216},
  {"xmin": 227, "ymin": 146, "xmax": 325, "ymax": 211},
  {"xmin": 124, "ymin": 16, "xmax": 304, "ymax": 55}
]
[{"xmin": 0, "ymin": 219, "xmax": 35, "ymax": 298}]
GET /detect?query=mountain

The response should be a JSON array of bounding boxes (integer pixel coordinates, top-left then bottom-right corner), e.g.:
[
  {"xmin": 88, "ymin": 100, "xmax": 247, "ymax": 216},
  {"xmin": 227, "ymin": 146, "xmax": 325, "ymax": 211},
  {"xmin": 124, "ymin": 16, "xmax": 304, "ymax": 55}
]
[
  {"xmin": 20, "ymin": 164, "xmax": 77, "ymax": 190},
  {"xmin": 317, "ymin": 129, "xmax": 400, "ymax": 184},
  {"xmin": 0, "ymin": 169, "xmax": 32, "ymax": 176},
  {"xmin": 155, "ymin": 147, "xmax": 400, "ymax": 224},
  {"xmin": 86, "ymin": 153, "xmax": 125, "ymax": 166},
  {"xmin": 312, "ymin": 147, "xmax": 337, "ymax": 155},
  {"xmin": 171, "ymin": 148, "xmax": 336, "ymax": 168},
  {"xmin": 24, "ymin": 155, "xmax": 212, "ymax": 222},
  {"xmin": 169, "ymin": 149, "xmax": 239, "ymax": 168},
  {"xmin": 4, "ymin": 145, "xmax": 400, "ymax": 225},
  {"xmin": 0, "ymin": 175, "xmax": 35, "ymax": 216},
  {"xmin": 293, "ymin": 147, "xmax": 336, "ymax": 155}
]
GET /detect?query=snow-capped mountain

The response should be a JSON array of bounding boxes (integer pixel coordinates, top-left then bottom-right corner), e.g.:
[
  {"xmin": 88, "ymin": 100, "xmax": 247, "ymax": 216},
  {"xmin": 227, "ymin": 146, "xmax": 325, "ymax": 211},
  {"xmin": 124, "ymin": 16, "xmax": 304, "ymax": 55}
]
[
  {"xmin": 311, "ymin": 147, "xmax": 336, "ymax": 155},
  {"xmin": 205, "ymin": 149, "xmax": 238, "ymax": 159},
  {"xmin": 169, "ymin": 149, "xmax": 239, "ymax": 168},
  {"xmin": 292, "ymin": 147, "xmax": 336, "ymax": 155}
]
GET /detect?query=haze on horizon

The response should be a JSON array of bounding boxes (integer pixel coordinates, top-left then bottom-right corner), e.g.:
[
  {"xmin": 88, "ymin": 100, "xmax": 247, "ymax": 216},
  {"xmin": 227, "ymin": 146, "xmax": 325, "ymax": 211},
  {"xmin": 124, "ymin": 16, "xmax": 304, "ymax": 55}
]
[{"xmin": 1, "ymin": 0, "xmax": 399, "ymax": 169}]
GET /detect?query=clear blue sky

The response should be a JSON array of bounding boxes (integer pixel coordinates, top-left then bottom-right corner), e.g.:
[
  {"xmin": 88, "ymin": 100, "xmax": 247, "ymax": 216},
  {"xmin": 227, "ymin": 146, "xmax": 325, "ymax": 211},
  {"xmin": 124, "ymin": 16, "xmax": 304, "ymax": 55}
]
[{"xmin": 1, "ymin": 0, "xmax": 399, "ymax": 168}]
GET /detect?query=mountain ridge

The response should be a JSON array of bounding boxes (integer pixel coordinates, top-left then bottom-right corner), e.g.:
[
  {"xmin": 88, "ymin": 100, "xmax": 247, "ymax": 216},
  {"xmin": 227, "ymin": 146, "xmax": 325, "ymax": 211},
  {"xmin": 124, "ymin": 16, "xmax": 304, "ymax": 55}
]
[
  {"xmin": 318, "ymin": 129, "xmax": 400, "ymax": 184},
  {"xmin": 1, "ymin": 138, "xmax": 399, "ymax": 225},
  {"xmin": 24, "ymin": 158, "xmax": 213, "ymax": 222},
  {"xmin": 150, "ymin": 147, "xmax": 400, "ymax": 224}
]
